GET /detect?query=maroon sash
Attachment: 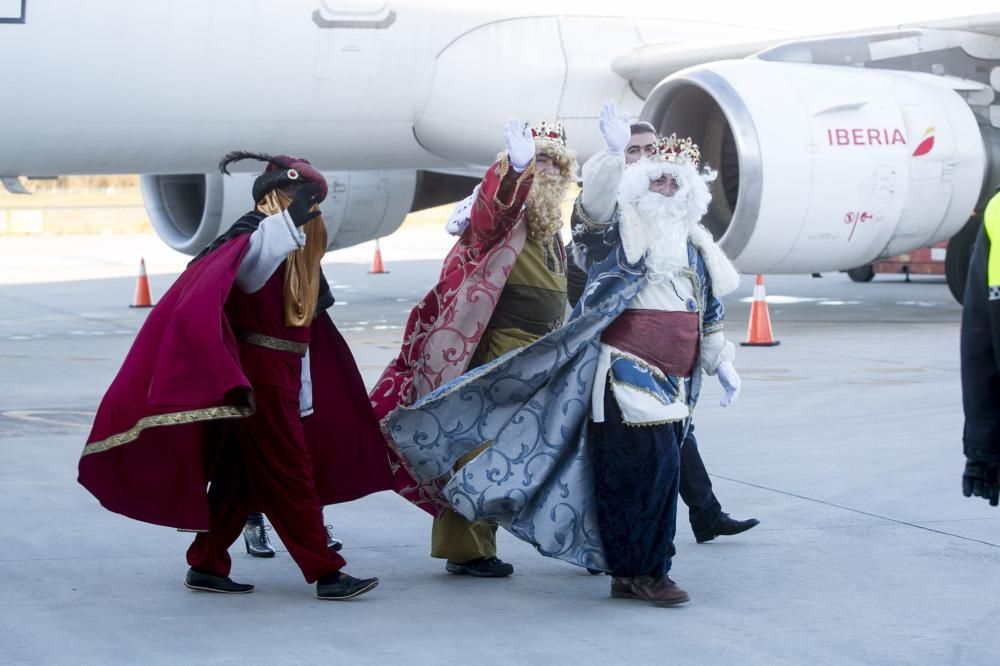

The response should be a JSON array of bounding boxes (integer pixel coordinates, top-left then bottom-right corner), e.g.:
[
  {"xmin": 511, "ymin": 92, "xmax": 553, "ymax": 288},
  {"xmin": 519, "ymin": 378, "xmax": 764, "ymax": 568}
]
[{"xmin": 601, "ymin": 309, "xmax": 699, "ymax": 378}]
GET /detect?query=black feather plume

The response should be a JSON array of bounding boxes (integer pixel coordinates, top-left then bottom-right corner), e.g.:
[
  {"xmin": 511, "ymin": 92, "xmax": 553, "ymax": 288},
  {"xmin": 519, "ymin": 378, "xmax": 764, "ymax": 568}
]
[{"xmin": 218, "ymin": 150, "xmax": 280, "ymax": 175}]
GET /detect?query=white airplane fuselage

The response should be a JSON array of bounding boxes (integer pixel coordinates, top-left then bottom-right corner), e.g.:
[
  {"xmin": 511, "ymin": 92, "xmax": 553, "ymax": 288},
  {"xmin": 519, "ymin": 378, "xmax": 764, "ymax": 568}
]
[
  {"xmin": 2, "ymin": 1, "xmax": 999, "ymax": 299},
  {"xmin": 1, "ymin": 0, "xmax": 981, "ymax": 176}
]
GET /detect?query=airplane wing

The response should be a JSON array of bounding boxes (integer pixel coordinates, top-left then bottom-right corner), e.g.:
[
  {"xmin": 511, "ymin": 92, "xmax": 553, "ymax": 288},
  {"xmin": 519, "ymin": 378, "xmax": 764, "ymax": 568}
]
[{"xmin": 615, "ymin": 13, "xmax": 1000, "ymax": 98}]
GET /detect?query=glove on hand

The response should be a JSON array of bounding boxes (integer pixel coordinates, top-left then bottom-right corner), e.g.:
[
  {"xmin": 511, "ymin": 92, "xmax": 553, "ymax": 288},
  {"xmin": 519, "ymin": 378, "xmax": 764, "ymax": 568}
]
[
  {"xmin": 962, "ymin": 459, "xmax": 1000, "ymax": 506},
  {"xmin": 598, "ymin": 100, "xmax": 631, "ymax": 154},
  {"xmin": 505, "ymin": 119, "xmax": 535, "ymax": 173},
  {"xmin": 286, "ymin": 184, "xmax": 323, "ymax": 228},
  {"xmin": 717, "ymin": 360, "xmax": 741, "ymax": 407}
]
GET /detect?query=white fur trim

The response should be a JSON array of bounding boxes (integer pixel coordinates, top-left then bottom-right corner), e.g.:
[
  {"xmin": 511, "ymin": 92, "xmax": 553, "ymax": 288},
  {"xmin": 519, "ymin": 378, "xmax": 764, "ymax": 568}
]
[
  {"xmin": 689, "ymin": 223, "xmax": 740, "ymax": 297},
  {"xmin": 445, "ymin": 184, "xmax": 480, "ymax": 236}
]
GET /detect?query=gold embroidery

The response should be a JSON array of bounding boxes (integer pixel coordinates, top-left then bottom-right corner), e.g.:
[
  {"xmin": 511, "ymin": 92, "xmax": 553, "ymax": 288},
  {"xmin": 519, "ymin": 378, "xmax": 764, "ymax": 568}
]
[
  {"xmin": 703, "ymin": 322, "xmax": 724, "ymax": 336},
  {"xmin": 239, "ymin": 331, "xmax": 308, "ymax": 355},
  {"xmin": 609, "ymin": 350, "xmax": 668, "ymax": 383},
  {"xmin": 82, "ymin": 405, "xmax": 253, "ymax": 457},
  {"xmin": 572, "ymin": 197, "xmax": 610, "ymax": 232},
  {"xmin": 610, "ymin": 380, "xmax": 690, "ymax": 428}
]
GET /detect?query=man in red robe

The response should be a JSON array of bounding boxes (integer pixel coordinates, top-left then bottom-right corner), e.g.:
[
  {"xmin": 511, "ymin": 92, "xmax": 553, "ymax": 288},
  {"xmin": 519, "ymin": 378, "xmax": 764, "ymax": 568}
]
[
  {"xmin": 79, "ymin": 152, "xmax": 393, "ymax": 600},
  {"xmin": 370, "ymin": 121, "xmax": 576, "ymax": 577}
]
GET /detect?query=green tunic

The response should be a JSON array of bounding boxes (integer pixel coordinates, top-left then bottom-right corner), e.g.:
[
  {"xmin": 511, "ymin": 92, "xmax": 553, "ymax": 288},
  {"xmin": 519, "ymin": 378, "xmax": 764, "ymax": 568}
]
[{"xmin": 470, "ymin": 234, "xmax": 568, "ymax": 366}]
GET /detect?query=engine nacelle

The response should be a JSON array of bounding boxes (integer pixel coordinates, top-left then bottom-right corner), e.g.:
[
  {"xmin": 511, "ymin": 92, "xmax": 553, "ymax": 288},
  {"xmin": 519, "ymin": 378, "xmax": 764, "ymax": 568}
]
[
  {"xmin": 140, "ymin": 170, "xmax": 425, "ymax": 255},
  {"xmin": 640, "ymin": 59, "xmax": 987, "ymax": 274}
]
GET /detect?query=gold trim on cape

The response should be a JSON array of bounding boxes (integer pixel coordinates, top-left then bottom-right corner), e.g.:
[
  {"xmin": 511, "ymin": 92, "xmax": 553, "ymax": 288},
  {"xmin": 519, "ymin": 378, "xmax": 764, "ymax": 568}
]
[{"xmin": 82, "ymin": 405, "xmax": 253, "ymax": 457}]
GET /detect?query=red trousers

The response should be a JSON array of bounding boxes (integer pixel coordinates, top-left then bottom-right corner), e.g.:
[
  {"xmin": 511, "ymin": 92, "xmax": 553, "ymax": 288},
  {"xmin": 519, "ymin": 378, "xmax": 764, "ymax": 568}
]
[{"xmin": 186, "ymin": 383, "xmax": 346, "ymax": 582}]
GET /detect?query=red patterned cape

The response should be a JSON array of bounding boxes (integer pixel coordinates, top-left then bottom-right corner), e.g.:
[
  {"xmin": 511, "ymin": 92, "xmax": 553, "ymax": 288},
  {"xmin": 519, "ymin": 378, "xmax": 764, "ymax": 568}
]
[{"xmin": 369, "ymin": 156, "xmax": 534, "ymax": 514}]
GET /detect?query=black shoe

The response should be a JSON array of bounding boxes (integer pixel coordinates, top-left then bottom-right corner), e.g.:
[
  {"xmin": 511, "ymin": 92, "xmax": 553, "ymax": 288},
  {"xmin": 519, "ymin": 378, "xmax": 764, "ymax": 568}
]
[
  {"xmin": 445, "ymin": 557, "xmax": 514, "ymax": 578},
  {"xmin": 184, "ymin": 568, "xmax": 254, "ymax": 594},
  {"xmin": 243, "ymin": 522, "xmax": 276, "ymax": 558},
  {"xmin": 695, "ymin": 512, "xmax": 760, "ymax": 544},
  {"xmin": 315, "ymin": 572, "xmax": 379, "ymax": 600},
  {"xmin": 324, "ymin": 525, "xmax": 343, "ymax": 552}
]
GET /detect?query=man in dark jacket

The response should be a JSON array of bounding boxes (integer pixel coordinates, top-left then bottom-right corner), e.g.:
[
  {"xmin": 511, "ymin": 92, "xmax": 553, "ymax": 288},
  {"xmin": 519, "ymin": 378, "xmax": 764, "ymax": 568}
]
[{"xmin": 961, "ymin": 190, "xmax": 1000, "ymax": 507}]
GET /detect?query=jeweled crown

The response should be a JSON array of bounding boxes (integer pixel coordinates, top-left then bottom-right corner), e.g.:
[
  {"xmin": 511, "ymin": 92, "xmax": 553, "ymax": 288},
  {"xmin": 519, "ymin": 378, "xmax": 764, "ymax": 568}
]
[
  {"xmin": 651, "ymin": 133, "xmax": 701, "ymax": 169},
  {"xmin": 530, "ymin": 120, "xmax": 567, "ymax": 153}
]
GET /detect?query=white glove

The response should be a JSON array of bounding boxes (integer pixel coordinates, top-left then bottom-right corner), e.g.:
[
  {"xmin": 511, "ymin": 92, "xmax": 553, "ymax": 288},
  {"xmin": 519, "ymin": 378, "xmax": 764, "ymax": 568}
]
[
  {"xmin": 598, "ymin": 100, "xmax": 631, "ymax": 155},
  {"xmin": 717, "ymin": 360, "xmax": 741, "ymax": 407},
  {"xmin": 505, "ymin": 119, "xmax": 535, "ymax": 173}
]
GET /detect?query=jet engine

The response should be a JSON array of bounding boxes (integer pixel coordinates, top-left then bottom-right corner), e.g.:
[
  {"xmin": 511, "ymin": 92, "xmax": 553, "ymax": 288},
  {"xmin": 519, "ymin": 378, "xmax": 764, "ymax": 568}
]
[
  {"xmin": 639, "ymin": 59, "xmax": 988, "ymax": 276},
  {"xmin": 140, "ymin": 169, "xmax": 478, "ymax": 255}
]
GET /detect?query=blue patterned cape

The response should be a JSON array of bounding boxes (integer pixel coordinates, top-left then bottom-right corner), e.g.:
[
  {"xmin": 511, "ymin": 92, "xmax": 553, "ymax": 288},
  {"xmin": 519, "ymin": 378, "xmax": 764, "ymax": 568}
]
[{"xmin": 387, "ymin": 216, "xmax": 721, "ymax": 570}]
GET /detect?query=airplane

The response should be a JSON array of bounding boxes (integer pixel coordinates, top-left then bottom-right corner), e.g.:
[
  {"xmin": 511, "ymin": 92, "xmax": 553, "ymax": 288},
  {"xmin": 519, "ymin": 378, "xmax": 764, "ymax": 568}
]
[{"xmin": 2, "ymin": 1, "xmax": 999, "ymax": 302}]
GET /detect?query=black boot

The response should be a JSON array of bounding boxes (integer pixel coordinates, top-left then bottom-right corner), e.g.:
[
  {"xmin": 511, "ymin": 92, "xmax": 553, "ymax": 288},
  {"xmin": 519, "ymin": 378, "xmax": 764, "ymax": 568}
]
[
  {"xmin": 184, "ymin": 568, "xmax": 254, "ymax": 594},
  {"xmin": 243, "ymin": 517, "xmax": 276, "ymax": 558},
  {"xmin": 694, "ymin": 512, "xmax": 760, "ymax": 544},
  {"xmin": 316, "ymin": 572, "xmax": 379, "ymax": 600},
  {"xmin": 445, "ymin": 557, "xmax": 514, "ymax": 577},
  {"xmin": 324, "ymin": 524, "xmax": 343, "ymax": 552}
]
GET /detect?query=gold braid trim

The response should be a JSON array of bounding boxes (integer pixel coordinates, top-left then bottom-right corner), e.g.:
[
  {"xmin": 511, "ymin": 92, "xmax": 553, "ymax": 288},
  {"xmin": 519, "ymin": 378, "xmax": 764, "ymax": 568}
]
[
  {"xmin": 82, "ymin": 405, "xmax": 253, "ymax": 457},
  {"xmin": 493, "ymin": 154, "xmax": 535, "ymax": 212},
  {"xmin": 572, "ymin": 196, "xmax": 611, "ymax": 232}
]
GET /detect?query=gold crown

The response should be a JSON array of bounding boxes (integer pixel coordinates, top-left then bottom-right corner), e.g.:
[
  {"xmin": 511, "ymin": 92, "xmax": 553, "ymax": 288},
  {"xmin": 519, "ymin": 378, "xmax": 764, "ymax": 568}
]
[
  {"xmin": 651, "ymin": 133, "xmax": 701, "ymax": 169},
  {"xmin": 529, "ymin": 120, "xmax": 567, "ymax": 153}
]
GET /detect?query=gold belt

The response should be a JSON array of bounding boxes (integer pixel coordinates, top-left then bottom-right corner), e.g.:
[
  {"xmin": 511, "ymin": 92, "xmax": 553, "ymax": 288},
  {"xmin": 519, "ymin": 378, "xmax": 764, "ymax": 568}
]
[{"xmin": 238, "ymin": 331, "xmax": 308, "ymax": 356}]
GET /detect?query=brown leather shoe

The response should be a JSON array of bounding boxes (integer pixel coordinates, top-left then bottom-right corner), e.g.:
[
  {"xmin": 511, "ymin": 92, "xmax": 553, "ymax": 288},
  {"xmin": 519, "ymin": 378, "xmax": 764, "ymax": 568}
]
[
  {"xmin": 629, "ymin": 575, "xmax": 690, "ymax": 607},
  {"xmin": 611, "ymin": 576, "xmax": 639, "ymax": 599}
]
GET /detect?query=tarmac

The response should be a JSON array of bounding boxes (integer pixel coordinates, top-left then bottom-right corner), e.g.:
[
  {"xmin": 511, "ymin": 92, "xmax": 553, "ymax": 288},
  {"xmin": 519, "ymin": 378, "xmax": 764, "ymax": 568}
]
[{"xmin": 1, "ymin": 229, "xmax": 998, "ymax": 665}]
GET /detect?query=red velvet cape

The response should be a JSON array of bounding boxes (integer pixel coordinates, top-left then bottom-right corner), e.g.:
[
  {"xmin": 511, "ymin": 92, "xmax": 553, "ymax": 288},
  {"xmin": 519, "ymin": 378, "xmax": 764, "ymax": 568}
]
[{"xmin": 78, "ymin": 234, "xmax": 393, "ymax": 530}]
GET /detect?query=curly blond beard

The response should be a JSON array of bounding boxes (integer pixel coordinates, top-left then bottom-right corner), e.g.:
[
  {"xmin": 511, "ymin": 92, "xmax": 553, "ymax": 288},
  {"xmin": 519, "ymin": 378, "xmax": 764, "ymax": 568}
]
[{"xmin": 525, "ymin": 171, "xmax": 572, "ymax": 241}]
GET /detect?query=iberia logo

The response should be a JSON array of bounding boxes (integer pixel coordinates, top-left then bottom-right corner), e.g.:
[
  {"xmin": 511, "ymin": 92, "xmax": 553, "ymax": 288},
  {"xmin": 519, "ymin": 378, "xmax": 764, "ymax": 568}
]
[{"xmin": 912, "ymin": 128, "xmax": 935, "ymax": 157}]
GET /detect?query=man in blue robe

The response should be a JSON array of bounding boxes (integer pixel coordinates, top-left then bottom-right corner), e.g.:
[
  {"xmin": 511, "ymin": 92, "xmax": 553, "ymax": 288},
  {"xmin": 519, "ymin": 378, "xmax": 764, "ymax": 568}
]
[{"xmin": 388, "ymin": 102, "xmax": 742, "ymax": 607}]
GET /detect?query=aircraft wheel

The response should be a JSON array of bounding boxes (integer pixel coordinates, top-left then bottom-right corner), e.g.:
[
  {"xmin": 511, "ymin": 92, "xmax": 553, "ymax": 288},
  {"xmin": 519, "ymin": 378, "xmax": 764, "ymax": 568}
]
[{"xmin": 846, "ymin": 264, "xmax": 875, "ymax": 283}]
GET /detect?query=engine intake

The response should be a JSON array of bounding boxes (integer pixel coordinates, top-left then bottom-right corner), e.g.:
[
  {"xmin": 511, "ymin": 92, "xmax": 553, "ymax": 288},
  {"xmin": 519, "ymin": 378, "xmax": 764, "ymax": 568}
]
[
  {"xmin": 641, "ymin": 59, "xmax": 987, "ymax": 274},
  {"xmin": 140, "ymin": 169, "xmax": 476, "ymax": 255}
]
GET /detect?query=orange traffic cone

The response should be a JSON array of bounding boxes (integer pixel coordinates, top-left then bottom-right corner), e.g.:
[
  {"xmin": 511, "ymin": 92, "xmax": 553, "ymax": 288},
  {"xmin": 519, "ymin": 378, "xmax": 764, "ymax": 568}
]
[
  {"xmin": 369, "ymin": 238, "xmax": 388, "ymax": 274},
  {"xmin": 130, "ymin": 258, "xmax": 154, "ymax": 308},
  {"xmin": 741, "ymin": 274, "xmax": 779, "ymax": 347}
]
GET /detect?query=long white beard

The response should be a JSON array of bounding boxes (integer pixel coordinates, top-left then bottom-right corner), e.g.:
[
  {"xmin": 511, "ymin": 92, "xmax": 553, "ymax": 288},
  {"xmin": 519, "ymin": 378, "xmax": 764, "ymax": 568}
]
[{"xmin": 634, "ymin": 191, "xmax": 693, "ymax": 277}]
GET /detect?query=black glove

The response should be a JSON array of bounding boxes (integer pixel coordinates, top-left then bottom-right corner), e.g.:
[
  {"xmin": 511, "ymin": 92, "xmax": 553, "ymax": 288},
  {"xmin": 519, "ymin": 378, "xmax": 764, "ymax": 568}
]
[
  {"xmin": 962, "ymin": 460, "xmax": 1000, "ymax": 506},
  {"xmin": 286, "ymin": 184, "xmax": 322, "ymax": 228}
]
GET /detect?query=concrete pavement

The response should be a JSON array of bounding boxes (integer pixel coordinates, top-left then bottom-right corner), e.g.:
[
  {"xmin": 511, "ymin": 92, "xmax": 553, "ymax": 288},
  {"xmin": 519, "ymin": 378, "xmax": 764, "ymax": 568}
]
[{"xmin": 0, "ymin": 235, "xmax": 998, "ymax": 665}]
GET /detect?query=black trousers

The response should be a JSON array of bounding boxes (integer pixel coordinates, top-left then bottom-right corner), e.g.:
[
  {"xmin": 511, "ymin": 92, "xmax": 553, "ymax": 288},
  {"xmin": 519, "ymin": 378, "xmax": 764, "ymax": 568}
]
[{"xmin": 680, "ymin": 424, "xmax": 723, "ymax": 534}]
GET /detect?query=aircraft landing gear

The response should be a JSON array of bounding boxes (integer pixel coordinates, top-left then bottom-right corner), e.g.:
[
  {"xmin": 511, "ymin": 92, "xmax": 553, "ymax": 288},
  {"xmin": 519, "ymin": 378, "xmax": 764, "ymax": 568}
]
[{"xmin": 846, "ymin": 264, "xmax": 875, "ymax": 283}]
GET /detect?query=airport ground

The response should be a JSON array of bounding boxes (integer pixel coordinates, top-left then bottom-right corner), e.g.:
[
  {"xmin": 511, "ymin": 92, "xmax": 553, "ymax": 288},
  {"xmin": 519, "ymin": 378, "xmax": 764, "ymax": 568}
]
[{"xmin": 1, "ymin": 221, "xmax": 998, "ymax": 665}]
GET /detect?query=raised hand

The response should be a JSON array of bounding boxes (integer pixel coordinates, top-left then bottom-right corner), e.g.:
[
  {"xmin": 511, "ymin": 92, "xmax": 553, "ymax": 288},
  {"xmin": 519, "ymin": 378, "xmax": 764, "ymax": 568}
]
[
  {"xmin": 598, "ymin": 100, "xmax": 631, "ymax": 154},
  {"xmin": 505, "ymin": 119, "xmax": 535, "ymax": 173},
  {"xmin": 287, "ymin": 183, "xmax": 323, "ymax": 228}
]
